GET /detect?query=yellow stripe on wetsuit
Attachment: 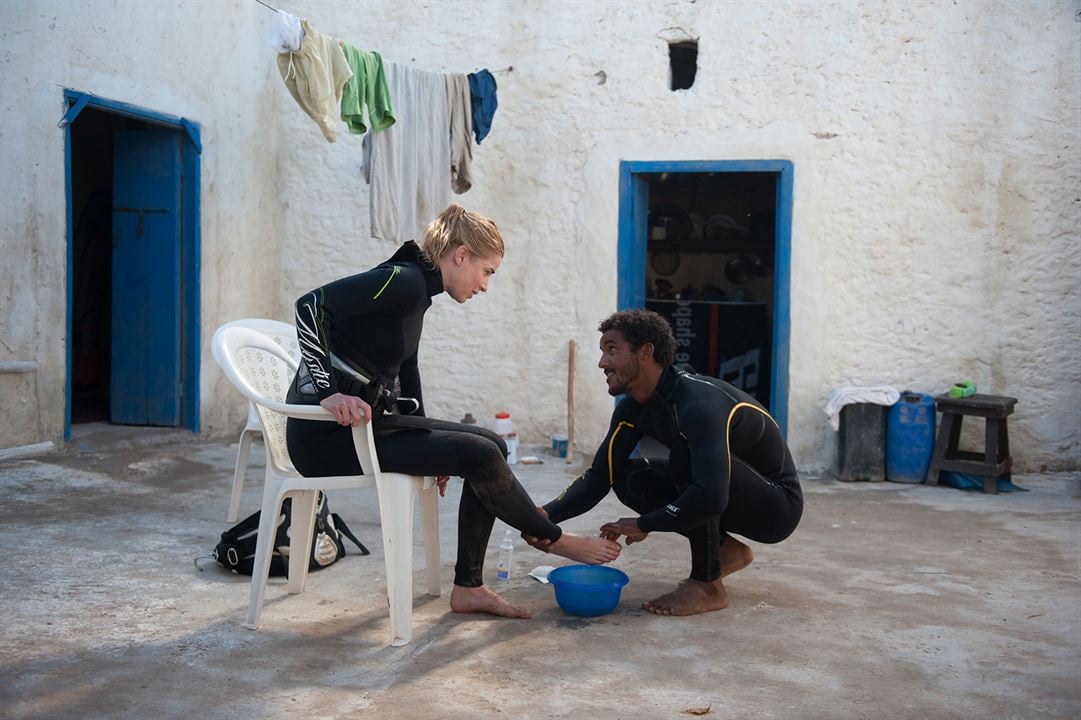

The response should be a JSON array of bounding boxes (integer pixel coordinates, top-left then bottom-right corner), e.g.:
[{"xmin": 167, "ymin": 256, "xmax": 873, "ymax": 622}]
[
  {"xmin": 723, "ymin": 402, "xmax": 779, "ymax": 472},
  {"xmin": 372, "ymin": 266, "xmax": 401, "ymax": 300},
  {"xmin": 608, "ymin": 420, "xmax": 636, "ymax": 486}
]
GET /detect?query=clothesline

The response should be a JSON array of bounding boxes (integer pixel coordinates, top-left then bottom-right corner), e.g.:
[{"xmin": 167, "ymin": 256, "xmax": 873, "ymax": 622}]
[{"xmin": 265, "ymin": 1, "xmax": 502, "ymax": 245}]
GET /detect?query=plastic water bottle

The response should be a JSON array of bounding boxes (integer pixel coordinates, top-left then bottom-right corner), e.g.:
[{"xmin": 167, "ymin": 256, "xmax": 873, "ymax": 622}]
[
  {"xmin": 494, "ymin": 412, "xmax": 518, "ymax": 464},
  {"xmin": 493, "ymin": 412, "xmax": 513, "ymax": 436},
  {"xmin": 496, "ymin": 530, "xmax": 514, "ymax": 581}
]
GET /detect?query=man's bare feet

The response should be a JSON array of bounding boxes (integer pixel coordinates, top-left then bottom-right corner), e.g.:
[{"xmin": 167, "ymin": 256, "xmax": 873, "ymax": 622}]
[
  {"xmin": 449, "ymin": 584, "xmax": 532, "ymax": 618},
  {"xmin": 548, "ymin": 532, "xmax": 621, "ymax": 565},
  {"xmin": 720, "ymin": 535, "xmax": 754, "ymax": 577},
  {"xmin": 642, "ymin": 578, "xmax": 728, "ymax": 616}
]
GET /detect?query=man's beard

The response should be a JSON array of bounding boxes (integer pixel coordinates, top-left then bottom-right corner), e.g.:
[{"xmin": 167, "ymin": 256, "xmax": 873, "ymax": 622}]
[{"xmin": 606, "ymin": 370, "xmax": 629, "ymax": 396}]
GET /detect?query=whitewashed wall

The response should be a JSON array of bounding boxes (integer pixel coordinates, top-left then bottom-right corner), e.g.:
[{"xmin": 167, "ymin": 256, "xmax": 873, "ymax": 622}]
[
  {"xmin": 1, "ymin": 1, "xmax": 1078, "ymax": 473},
  {"xmin": 0, "ymin": 0, "xmax": 282, "ymax": 445}
]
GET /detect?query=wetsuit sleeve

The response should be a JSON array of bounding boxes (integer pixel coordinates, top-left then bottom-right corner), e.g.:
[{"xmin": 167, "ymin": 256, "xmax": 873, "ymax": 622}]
[
  {"xmin": 636, "ymin": 402, "xmax": 730, "ymax": 533},
  {"xmin": 398, "ymin": 350, "xmax": 424, "ymax": 416},
  {"xmin": 294, "ymin": 266, "xmax": 418, "ymax": 402},
  {"xmin": 543, "ymin": 403, "xmax": 642, "ymax": 524}
]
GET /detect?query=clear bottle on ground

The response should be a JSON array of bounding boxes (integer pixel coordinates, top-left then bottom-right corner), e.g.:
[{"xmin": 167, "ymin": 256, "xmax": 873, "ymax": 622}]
[{"xmin": 497, "ymin": 529, "xmax": 514, "ymax": 580}]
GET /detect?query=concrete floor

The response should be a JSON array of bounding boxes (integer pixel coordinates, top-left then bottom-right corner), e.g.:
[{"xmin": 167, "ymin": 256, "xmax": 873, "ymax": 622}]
[{"xmin": 1, "ymin": 427, "xmax": 1079, "ymax": 720}]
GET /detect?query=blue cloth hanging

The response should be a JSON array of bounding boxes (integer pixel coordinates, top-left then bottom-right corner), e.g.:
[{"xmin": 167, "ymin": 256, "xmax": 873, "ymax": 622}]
[{"xmin": 467, "ymin": 69, "xmax": 498, "ymax": 144}]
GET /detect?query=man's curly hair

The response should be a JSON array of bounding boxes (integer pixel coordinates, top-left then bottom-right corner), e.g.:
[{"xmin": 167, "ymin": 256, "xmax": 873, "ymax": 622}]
[{"xmin": 598, "ymin": 309, "xmax": 677, "ymax": 366}]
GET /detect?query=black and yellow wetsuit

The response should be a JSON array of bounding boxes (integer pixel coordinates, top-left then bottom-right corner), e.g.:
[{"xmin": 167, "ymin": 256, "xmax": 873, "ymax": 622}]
[
  {"xmin": 544, "ymin": 365, "xmax": 802, "ymax": 582},
  {"xmin": 285, "ymin": 241, "xmax": 563, "ymax": 587}
]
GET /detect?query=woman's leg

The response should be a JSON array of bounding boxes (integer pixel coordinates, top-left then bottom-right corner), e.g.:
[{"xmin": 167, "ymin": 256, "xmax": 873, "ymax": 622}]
[
  {"xmin": 286, "ymin": 417, "xmax": 361, "ymax": 477},
  {"xmin": 374, "ymin": 416, "xmax": 619, "ymax": 588},
  {"xmin": 375, "ymin": 421, "xmax": 562, "ymax": 537}
]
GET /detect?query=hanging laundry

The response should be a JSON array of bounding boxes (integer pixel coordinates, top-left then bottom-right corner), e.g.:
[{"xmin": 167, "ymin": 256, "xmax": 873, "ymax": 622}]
[
  {"xmin": 366, "ymin": 61, "xmax": 451, "ymax": 243},
  {"xmin": 445, "ymin": 73, "xmax": 473, "ymax": 194},
  {"xmin": 277, "ymin": 20, "xmax": 353, "ymax": 142},
  {"xmin": 339, "ymin": 43, "xmax": 395, "ymax": 134},
  {"xmin": 467, "ymin": 69, "xmax": 498, "ymax": 144},
  {"xmin": 268, "ymin": 9, "xmax": 303, "ymax": 53}
]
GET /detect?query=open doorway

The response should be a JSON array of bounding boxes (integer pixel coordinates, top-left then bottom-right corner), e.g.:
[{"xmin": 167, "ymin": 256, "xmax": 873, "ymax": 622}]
[
  {"xmin": 63, "ymin": 91, "xmax": 202, "ymax": 437},
  {"xmin": 69, "ymin": 108, "xmax": 144, "ymax": 422},
  {"xmin": 645, "ymin": 172, "xmax": 776, "ymax": 407},
  {"xmin": 617, "ymin": 160, "xmax": 793, "ymax": 433}
]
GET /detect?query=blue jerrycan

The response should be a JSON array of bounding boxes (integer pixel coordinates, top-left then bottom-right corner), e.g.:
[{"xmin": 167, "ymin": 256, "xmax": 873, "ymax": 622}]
[{"xmin": 886, "ymin": 392, "xmax": 936, "ymax": 483}]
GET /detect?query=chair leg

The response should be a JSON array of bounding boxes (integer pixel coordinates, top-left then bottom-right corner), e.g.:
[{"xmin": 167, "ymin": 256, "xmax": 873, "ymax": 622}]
[
  {"xmin": 376, "ymin": 473, "xmax": 416, "ymax": 647},
  {"xmin": 229, "ymin": 429, "xmax": 258, "ymax": 522},
  {"xmin": 286, "ymin": 490, "xmax": 318, "ymax": 594},
  {"xmin": 418, "ymin": 481, "xmax": 442, "ymax": 597},
  {"xmin": 245, "ymin": 477, "xmax": 286, "ymax": 630}
]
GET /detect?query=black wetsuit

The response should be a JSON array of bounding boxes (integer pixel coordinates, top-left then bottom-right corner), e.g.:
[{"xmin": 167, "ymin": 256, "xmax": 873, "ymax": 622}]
[
  {"xmin": 544, "ymin": 365, "xmax": 802, "ymax": 582},
  {"xmin": 285, "ymin": 242, "xmax": 563, "ymax": 587}
]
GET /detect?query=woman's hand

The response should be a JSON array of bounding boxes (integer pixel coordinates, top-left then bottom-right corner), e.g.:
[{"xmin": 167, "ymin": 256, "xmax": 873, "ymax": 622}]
[{"xmin": 319, "ymin": 393, "xmax": 372, "ymax": 427}]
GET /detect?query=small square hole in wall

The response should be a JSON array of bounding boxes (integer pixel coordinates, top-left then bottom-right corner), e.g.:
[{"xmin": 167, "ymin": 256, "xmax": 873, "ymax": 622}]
[{"xmin": 669, "ymin": 41, "xmax": 698, "ymax": 90}]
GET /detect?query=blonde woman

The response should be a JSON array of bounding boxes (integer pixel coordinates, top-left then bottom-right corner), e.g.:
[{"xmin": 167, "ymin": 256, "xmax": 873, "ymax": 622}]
[{"xmin": 286, "ymin": 204, "xmax": 620, "ymax": 618}]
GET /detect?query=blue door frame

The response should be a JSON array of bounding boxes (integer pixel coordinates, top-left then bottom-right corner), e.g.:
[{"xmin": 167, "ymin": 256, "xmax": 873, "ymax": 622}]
[
  {"xmin": 617, "ymin": 159, "xmax": 794, "ymax": 435},
  {"xmin": 62, "ymin": 89, "xmax": 202, "ymax": 439}
]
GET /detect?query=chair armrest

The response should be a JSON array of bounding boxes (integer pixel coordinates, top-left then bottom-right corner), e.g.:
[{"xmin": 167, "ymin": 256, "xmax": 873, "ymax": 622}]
[
  {"xmin": 253, "ymin": 398, "xmax": 339, "ymax": 422},
  {"xmin": 251, "ymin": 397, "xmax": 380, "ymax": 475}
]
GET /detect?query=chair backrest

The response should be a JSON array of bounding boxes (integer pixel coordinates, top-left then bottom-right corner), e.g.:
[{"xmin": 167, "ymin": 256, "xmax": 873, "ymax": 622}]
[
  {"xmin": 216, "ymin": 318, "xmax": 301, "ymax": 364},
  {"xmin": 212, "ymin": 325, "xmax": 300, "ymax": 474},
  {"xmin": 214, "ymin": 319, "xmax": 301, "ymax": 430}
]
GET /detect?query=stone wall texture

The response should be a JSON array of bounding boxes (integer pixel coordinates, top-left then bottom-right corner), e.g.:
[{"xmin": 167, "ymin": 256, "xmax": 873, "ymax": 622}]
[{"xmin": 1, "ymin": 0, "xmax": 1078, "ymax": 473}]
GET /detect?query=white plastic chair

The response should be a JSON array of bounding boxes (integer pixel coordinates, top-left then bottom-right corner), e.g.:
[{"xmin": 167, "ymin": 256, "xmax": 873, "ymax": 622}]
[
  {"xmin": 217, "ymin": 318, "xmax": 301, "ymax": 522},
  {"xmin": 211, "ymin": 324, "xmax": 441, "ymax": 646}
]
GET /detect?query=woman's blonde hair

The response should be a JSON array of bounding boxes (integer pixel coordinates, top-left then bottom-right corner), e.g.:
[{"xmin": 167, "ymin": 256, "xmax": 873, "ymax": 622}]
[{"xmin": 420, "ymin": 204, "xmax": 504, "ymax": 267}]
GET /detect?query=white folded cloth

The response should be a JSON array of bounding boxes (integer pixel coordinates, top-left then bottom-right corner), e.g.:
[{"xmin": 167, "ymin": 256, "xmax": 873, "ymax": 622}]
[
  {"xmin": 824, "ymin": 385, "xmax": 900, "ymax": 431},
  {"xmin": 268, "ymin": 9, "xmax": 304, "ymax": 54}
]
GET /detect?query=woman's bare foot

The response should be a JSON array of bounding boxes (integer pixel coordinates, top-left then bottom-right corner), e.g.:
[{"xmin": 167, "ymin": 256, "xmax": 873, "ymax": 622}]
[
  {"xmin": 548, "ymin": 532, "xmax": 621, "ymax": 565},
  {"xmin": 643, "ymin": 578, "xmax": 728, "ymax": 616},
  {"xmin": 449, "ymin": 584, "xmax": 532, "ymax": 618},
  {"xmin": 720, "ymin": 535, "xmax": 754, "ymax": 577}
]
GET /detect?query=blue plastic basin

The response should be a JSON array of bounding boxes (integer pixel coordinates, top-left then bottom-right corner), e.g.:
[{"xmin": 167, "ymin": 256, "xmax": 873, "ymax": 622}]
[{"xmin": 548, "ymin": 565, "xmax": 629, "ymax": 617}]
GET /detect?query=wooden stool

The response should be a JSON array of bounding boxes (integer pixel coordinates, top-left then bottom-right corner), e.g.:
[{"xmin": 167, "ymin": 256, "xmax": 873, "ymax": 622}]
[{"xmin": 926, "ymin": 393, "xmax": 1017, "ymax": 494}]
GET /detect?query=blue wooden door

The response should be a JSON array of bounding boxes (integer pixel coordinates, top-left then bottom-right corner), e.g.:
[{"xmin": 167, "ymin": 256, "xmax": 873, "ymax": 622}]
[{"xmin": 110, "ymin": 128, "xmax": 182, "ymax": 425}]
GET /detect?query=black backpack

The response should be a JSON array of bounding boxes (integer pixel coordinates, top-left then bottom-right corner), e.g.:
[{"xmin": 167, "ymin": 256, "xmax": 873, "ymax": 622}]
[{"xmin": 213, "ymin": 492, "xmax": 368, "ymax": 576}]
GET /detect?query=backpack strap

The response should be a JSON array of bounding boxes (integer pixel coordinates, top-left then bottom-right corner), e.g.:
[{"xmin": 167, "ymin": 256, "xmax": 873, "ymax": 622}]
[
  {"xmin": 220, "ymin": 509, "xmax": 262, "ymax": 542},
  {"xmin": 331, "ymin": 513, "xmax": 370, "ymax": 555}
]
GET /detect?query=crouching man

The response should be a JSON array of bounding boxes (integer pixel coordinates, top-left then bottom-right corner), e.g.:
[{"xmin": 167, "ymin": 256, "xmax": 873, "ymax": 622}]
[{"xmin": 527, "ymin": 309, "xmax": 803, "ymax": 616}]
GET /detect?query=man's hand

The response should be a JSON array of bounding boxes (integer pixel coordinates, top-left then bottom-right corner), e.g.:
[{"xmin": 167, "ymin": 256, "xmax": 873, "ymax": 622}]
[
  {"xmin": 599, "ymin": 517, "xmax": 648, "ymax": 545},
  {"xmin": 521, "ymin": 506, "xmax": 553, "ymax": 552},
  {"xmin": 435, "ymin": 475, "xmax": 450, "ymax": 497},
  {"xmin": 320, "ymin": 393, "xmax": 372, "ymax": 427}
]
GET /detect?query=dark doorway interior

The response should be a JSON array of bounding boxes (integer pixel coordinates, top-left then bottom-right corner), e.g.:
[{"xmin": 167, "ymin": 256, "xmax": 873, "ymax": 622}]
[
  {"xmin": 69, "ymin": 109, "xmax": 150, "ymax": 423},
  {"xmin": 643, "ymin": 172, "xmax": 777, "ymax": 407}
]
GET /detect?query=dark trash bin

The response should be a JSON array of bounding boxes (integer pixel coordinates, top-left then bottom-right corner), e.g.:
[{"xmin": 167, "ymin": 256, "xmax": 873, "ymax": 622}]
[{"xmin": 838, "ymin": 403, "xmax": 888, "ymax": 481}]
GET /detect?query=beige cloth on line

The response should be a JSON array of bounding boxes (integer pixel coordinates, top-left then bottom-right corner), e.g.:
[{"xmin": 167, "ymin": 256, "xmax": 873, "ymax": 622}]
[
  {"xmin": 445, "ymin": 73, "xmax": 473, "ymax": 194},
  {"xmin": 277, "ymin": 19, "xmax": 353, "ymax": 142},
  {"xmin": 365, "ymin": 61, "xmax": 451, "ymax": 243}
]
